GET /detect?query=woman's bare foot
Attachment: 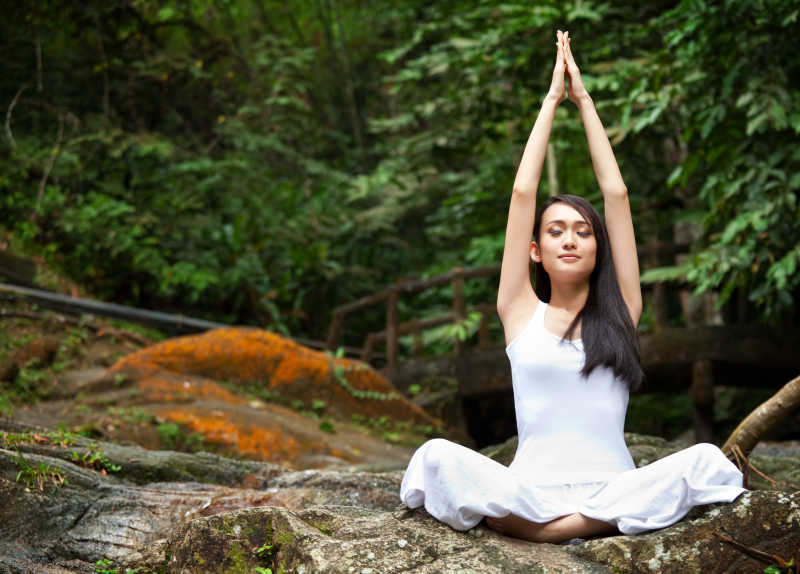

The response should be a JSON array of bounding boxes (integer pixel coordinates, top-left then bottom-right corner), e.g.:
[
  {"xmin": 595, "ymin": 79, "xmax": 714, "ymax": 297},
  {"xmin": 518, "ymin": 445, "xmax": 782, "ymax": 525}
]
[
  {"xmin": 485, "ymin": 514, "xmax": 548, "ymax": 541},
  {"xmin": 484, "ymin": 512, "xmax": 618, "ymax": 544}
]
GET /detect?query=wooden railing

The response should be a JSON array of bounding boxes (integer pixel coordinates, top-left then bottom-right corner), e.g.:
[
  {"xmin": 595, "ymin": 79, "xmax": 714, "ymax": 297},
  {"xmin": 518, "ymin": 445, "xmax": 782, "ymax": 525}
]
[
  {"xmin": 359, "ymin": 302, "xmax": 497, "ymax": 363},
  {"xmin": 326, "ymin": 265, "xmax": 500, "ymax": 371}
]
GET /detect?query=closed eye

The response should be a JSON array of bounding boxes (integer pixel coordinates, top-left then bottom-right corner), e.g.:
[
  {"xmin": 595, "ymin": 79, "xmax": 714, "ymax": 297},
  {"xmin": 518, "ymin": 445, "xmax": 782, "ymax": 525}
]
[{"xmin": 548, "ymin": 229, "xmax": 592, "ymax": 237}]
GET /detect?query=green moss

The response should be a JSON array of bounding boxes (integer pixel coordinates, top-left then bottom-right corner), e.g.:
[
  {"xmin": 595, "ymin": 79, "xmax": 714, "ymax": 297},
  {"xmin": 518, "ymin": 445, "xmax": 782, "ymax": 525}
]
[
  {"xmin": 274, "ymin": 530, "xmax": 295, "ymax": 546},
  {"xmin": 223, "ymin": 544, "xmax": 249, "ymax": 573},
  {"xmin": 305, "ymin": 519, "xmax": 332, "ymax": 536}
]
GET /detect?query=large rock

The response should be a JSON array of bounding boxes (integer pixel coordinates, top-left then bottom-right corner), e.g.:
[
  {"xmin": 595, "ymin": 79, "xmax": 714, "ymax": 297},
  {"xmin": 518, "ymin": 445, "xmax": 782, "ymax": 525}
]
[
  {"xmin": 0, "ymin": 424, "xmax": 406, "ymax": 572},
  {"xmin": 164, "ymin": 504, "xmax": 609, "ymax": 574},
  {"xmin": 161, "ymin": 491, "xmax": 800, "ymax": 574},
  {"xmin": 106, "ymin": 327, "xmax": 435, "ymax": 425},
  {"xmin": 2, "ymin": 424, "xmax": 798, "ymax": 574},
  {"xmin": 571, "ymin": 490, "xmax": 800, "ymax": 573},
  {"xmin": 10, "ymin": 327, "xmax": 447, "ymax": 468}
]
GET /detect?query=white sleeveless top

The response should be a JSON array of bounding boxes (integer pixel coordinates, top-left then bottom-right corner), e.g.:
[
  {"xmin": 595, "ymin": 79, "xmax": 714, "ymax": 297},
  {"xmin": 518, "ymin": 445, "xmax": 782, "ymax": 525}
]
[{"xmin": 505, "ymin": 301, "xmax": 636, "ymax": 485}]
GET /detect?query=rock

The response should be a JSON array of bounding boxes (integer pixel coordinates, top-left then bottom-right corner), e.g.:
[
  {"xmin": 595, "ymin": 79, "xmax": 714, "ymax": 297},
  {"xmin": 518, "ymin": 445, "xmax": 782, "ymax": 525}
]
[
  {"xmin": 0, "ymin": 420, "xmax": 283, "ymax": 486},
  {"xmin": 164, "ymin": 505, "xmax": 610, "ymax": 574},
  {"xmin": 163, "ymin": 490, "xmax": 800, "ymax": 574},
  {"xmin": 52, "ymin": 367, "xmax": 108, "ymax": 397},
  {"xmin": 747, "ymin": 441, "xmax": 800, "ymax": 491},
  {"xmin": 10, "ymin": 327, "xmax": 451, "ymax": 468},
  {"xmin": 569, "ymin": 490, "xmax": 800, "ymax": 573},
  {"xmin": 479, "ymin": 433, "xmax": 517, "ymax": 465},
  {"xmin": 106, "ymin": 327, "xmax": 436, "ymax": 425},
  {"xmin": 0, "ymin": 429, "xmax": 407, "ymax": 573},
  {"xmin": 2, "ymin": 425, "xmax": 798, "ymax": 574}
]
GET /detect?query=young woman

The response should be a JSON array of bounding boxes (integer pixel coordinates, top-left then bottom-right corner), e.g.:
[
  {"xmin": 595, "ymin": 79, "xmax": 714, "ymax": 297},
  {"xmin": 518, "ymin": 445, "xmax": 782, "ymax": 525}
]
[{"xmin": 399, "ymin": 30, "xmax": 746, "ymax": 544}]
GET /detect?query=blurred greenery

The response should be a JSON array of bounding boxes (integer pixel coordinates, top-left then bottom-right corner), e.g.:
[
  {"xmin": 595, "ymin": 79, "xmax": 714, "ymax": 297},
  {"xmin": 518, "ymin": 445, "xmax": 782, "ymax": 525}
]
[{"xmin": 0, "ymin": 0, "xmax": 797, "ymax": 351}]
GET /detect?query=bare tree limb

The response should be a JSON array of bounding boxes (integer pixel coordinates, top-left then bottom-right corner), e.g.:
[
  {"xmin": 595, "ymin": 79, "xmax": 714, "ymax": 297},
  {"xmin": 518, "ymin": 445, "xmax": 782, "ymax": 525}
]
[
  {"xmin": 722, "ymin": 374, "xmax": 800, "ymax": 459},
  {"xmin": 728, "ymin": 443, "xmax": 788, "ymax": 490},
  {"xmin": 713, "ymin": 530, "xmax": 797, "ymax": 572},
  {"xmin": 35, "ymin": 113, "xmax": 64, "ymax": 215},
  {"xmin": 5, "ymin": 85, "xmax": 27, "ymax": 148}
]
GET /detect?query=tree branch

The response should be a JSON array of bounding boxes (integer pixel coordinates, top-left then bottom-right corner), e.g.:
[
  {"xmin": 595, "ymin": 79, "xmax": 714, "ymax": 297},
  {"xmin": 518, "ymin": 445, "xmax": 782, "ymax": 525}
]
[
  {"xmin": 722, "ymin": 374, "xmax": 800, "ymax": 458},
  {"xmin": 5, "ymin": 85, "xmax": 27, "ymax": 148}
]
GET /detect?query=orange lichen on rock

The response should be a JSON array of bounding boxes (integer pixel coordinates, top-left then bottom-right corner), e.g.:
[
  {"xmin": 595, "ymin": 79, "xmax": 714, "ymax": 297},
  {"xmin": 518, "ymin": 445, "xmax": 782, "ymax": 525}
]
[
  {"xmin": 109, "ymin": 327, "xmax": 438, "ymax": 426},
  {"xmin": 150, "ymin": 403, "xmax": 369, "ymax": 468},
  {"xmin": 157, "ymin": 406, "xmax": 304, "ymax": 463},
  {"xmin": 135, "ymin": 372, "xmax": 246, "ymax": 405}
]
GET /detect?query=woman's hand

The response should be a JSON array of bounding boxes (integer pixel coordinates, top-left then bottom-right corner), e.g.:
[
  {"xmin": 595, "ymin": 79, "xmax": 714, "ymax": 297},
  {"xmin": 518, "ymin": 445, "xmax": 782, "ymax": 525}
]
[
  {"xmin": 546, "ymin": 30, "xmax": 567, "ymax": 104},
  {"xmin": 563, "ymin": 32, "xmax": 590, "ymax": 105}
]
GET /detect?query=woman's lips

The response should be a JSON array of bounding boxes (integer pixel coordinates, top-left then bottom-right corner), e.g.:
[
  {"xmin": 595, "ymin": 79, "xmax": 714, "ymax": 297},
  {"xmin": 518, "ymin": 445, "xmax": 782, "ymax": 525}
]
[{"xmin": 558, "ymin": 255, "xmax": 580, "ymax": 261}]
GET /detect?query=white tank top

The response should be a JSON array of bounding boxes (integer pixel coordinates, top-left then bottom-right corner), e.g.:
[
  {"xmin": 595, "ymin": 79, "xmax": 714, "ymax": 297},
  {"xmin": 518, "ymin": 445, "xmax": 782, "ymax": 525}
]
[{"xmin": 505, "ymin": 301, "xmax": 636, "ymax": 485}]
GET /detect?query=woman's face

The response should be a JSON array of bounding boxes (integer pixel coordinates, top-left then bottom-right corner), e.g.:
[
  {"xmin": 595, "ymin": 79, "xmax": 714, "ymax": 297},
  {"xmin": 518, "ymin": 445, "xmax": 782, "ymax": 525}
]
[{"xmin": 531, "ymin": 202, "xmax": 597, "ymax": 283}]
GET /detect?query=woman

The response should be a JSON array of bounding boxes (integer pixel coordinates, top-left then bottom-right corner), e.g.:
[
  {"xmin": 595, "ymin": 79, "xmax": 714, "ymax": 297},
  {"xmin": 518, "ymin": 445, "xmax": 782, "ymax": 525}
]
[{"xmin": 399, "ymin": 30, "xmax": 745, "ymax": 544}]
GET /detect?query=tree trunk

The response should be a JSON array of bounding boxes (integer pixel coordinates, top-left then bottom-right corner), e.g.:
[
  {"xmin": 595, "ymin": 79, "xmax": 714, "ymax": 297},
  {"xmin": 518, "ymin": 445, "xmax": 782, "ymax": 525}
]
[{"xmin": 722, "ymin": 374, "xmax": 800, "ymax": 458}]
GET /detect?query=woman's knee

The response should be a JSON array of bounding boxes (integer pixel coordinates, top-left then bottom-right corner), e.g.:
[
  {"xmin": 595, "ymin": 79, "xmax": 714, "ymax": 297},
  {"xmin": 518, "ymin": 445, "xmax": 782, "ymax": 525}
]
[{"xmin": 421, "ymin": 438, "xmax": 454, "ymax": 467}]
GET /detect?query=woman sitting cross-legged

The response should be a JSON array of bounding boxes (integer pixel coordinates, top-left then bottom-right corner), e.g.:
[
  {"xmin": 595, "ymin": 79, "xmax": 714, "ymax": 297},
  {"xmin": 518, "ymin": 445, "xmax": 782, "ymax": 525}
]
[{"xmin": 399, "ymin": 29, "xmax": 745, "ymax": 544}]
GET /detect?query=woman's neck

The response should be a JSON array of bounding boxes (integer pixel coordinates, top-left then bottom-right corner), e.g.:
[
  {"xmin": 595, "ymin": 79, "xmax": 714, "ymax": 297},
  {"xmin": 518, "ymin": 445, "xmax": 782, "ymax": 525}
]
[{"xmin": 548, "ymin": 281, "xmax": 589, "ymax": 314}]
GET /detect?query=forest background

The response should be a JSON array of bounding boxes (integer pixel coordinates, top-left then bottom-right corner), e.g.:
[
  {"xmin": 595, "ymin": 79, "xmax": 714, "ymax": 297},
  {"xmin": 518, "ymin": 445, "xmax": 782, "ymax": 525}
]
[{"xmin": 1, "ymin": 0, "xmax": 799, "ymax": 355}]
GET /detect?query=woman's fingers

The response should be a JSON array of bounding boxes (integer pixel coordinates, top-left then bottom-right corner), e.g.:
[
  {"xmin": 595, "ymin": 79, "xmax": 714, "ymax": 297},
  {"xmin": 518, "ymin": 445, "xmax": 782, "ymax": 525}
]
[
  {"xmin": 564, "ymin": 33, "xmax": 578, "ymax": 70},
  {"xmin": 548, "ymin": 30, "xmax": 566, "ymax": 100},
  {"xmin": 556, "ymin": 30, "xmax": 565, "ymax": 61},
  {"xmin": 562, "ymin": 33, "xmax": 589, "ymax": 103}
]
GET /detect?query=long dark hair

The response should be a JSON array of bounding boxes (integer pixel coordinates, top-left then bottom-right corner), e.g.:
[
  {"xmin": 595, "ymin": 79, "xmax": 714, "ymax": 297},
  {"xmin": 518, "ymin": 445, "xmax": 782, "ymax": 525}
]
[{"xmin": 533, "ymin": 194, "xmax": 644, "ymax": 392}]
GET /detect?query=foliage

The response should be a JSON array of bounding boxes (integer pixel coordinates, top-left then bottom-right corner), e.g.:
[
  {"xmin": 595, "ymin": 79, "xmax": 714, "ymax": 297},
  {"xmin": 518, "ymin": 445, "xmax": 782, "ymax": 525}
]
[
  {"xmin": 256, "ymin": 542, "xmax": 274, "ymax": 557},
  {"xmin": 330, "ymin": 348, "xmax": 401, "ymax": 400},
  {"xmin": 10, "ymin": 449, "xmax": 67, "ymax": 493},
  {"xmin": 0, "ymin": 0, "xmax": 797, "ymax": 348},
  {"xmin": 0, "ymin": 395, "xmax": 11, "ymax": 415},
  {"xmin": 764, "ymin": 559, "xmax": 795, "ymax": 574},
  {"xmin": 611, "ymin": 0, "xmax": 800, "ymax": 320},
  {"xmin": 71, "ymin": 444, "xmax": 122, "ymax": 474}
]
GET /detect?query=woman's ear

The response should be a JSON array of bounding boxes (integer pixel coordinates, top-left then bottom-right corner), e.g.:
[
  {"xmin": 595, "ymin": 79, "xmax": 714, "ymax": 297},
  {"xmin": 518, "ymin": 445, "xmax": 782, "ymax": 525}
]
[{"xmin": 530, "ymin": 241, "xmax": 541, "ymax": 263}]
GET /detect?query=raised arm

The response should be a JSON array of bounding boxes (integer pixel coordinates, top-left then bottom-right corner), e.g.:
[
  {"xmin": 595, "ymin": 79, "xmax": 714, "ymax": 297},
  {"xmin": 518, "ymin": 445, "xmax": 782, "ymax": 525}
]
[
  {"xmin": 563, "ymin": 32, "xmax": 642, "ymax": 325},
  {"xmin": 497, "ymin": 31, "xmax": 566, "ymax": 339}
]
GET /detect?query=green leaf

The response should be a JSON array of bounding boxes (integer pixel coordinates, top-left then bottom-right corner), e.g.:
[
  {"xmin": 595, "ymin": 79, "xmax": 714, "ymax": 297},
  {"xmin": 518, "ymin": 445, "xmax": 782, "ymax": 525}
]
[
  {"xmin": 640, "ymin": 266, "xmax": 687, "ymax": 284},
  {"xmin": 746, "ymin": 112, "xmax": 769, "ymax": 135}
]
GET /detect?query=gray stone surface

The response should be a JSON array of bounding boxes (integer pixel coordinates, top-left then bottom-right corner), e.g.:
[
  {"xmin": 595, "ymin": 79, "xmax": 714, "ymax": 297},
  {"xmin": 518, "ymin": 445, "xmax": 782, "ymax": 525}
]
[{"xmin": 1, "ymin": 429, "xmax": 798, "ymax": 574}]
